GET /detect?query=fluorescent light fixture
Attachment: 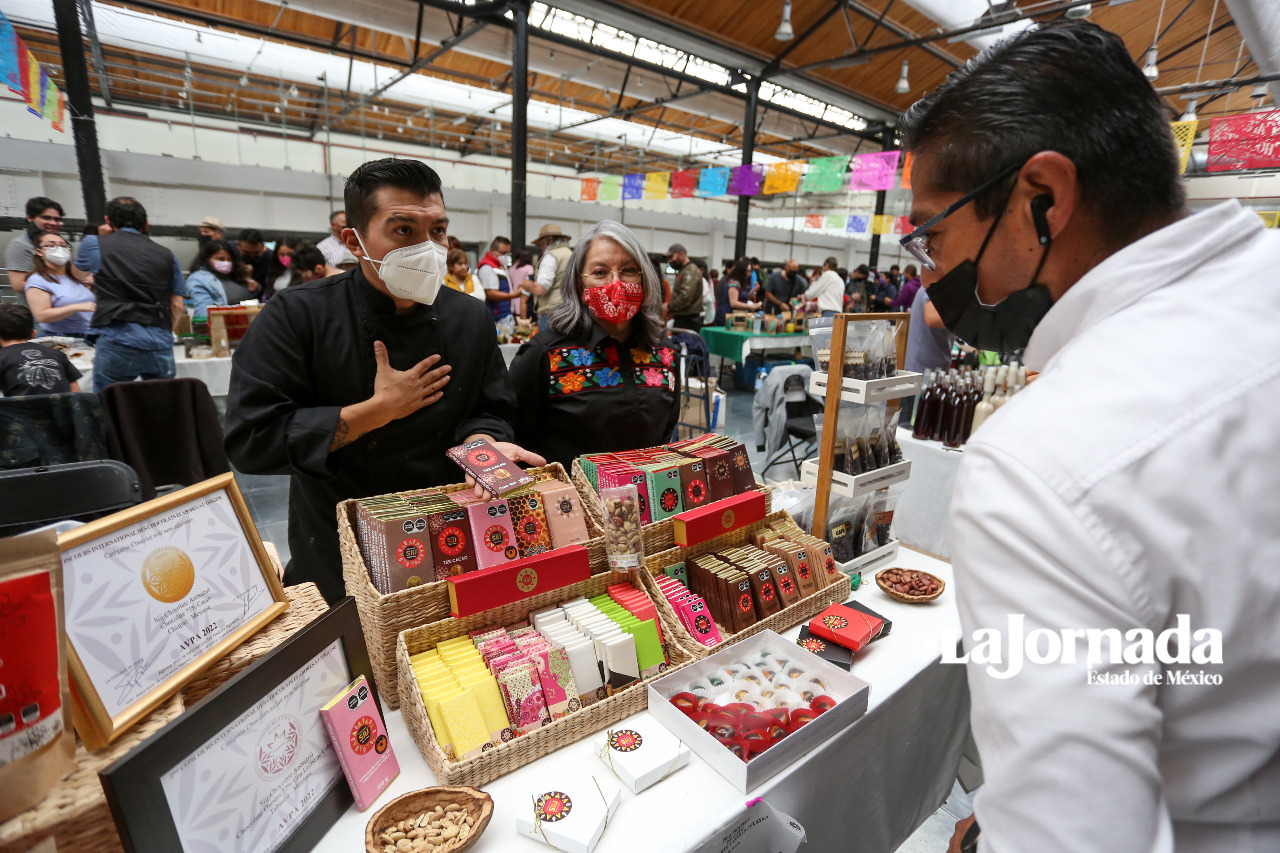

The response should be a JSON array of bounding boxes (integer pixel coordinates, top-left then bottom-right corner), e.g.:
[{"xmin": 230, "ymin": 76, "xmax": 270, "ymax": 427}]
[
  {"xmin": 1065, "ymin": 3, "xmax": 1092, "ymax": 19},
  {"xmin": 895, "ymin": 60, "xmax": 910, "ymax": 94},
  {"xmin": 775, "ymin": 0, "xmax": 795, "ymax": 40},
  {"xmin": 1181, "ymin": 97, "xmax": 1197, "ymax": 122},
  {"xmin": 1252, "ymin": 84, "xmax": 1269, "ymax": 99}
]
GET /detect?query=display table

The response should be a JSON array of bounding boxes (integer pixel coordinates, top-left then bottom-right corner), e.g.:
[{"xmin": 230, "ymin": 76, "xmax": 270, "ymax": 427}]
[
  {"xmin": 73, "ymin": 345, "xmax": 234, "ymax": 397},
  {"xmin": 894, "ymin": 429, "xmax": 964, "ymax": 560},
  {"xmin": 314, "ymin": 546, "xmax": 965, "ymax": 853},
  {"xmin": 701, "ymin": 327, "xmax": 811, "ymax": 364}
]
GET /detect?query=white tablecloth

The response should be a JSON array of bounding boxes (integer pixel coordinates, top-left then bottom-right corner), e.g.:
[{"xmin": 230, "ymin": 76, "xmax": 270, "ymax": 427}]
[
  {"xmin": 500, "ymin": 343, "xmax": 520, "ymax": 367},
  {"xmin": 314, "ymin": 547, "xmax": 965, "ymax": 853},
  {"xmin": 73, "ymin": 345, "xmax": 234, "ymax": 397},
  {"xmin": 894, "ymin": 429, "xmax": 964, "ymax": 559},
  {"xmin": 737, "ymin": 334, "xmax": 811, "ymax": 364}
]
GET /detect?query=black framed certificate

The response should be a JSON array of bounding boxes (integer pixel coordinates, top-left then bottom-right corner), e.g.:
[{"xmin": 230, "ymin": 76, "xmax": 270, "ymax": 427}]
[{"xmin": 100, "ymin": 599, "xmax": 377, "ymax": 853}]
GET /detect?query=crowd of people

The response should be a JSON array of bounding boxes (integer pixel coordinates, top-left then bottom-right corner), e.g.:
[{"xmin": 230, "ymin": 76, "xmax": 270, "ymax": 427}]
[{"xmin": 0, "ymin": 179, "xmax": 950, "ymax": 414}]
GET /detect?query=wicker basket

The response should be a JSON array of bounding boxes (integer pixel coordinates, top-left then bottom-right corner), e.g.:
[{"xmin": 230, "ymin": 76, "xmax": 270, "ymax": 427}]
[
  {"xmin": 396, "ymin": 574, "xmax": 694, "ymax": 788},
  {"xmin": 339, "ymin": 462, "xmax": 605, "ymax": 709},
  {"xmin": 569, "ymin": 457, "xmax": 773, "ymax": 558},
  {"xmin": 875, "ymin": 567, "xmax": 946, "ymax": 603},
  {"xmin": 0, "ymin": 584, "xmax": 328, "ymax": 853},
  {"xmin": 638, "ymin": 510, "xmax": 852, "ymax": 660},
  {"xmin": 364, "ymin": 787, "xmax": 493, "ymax": 853}
]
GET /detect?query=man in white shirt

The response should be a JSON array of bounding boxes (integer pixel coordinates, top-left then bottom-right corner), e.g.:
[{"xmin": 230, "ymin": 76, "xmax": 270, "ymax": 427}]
[
  {"xmin": 897, "ymin": 20, "xmax": 1280, "ymax": 853},
  {"xmin": 316, "ymin": 209, "xmax": 347, "ymax": 267},
  {"xmin": 526, "ymin": 223, "xmax": 573, "ymax": 318},
  {"xmin": 805, "ymin": 256, "xmax": 845, "ymax": 317}
]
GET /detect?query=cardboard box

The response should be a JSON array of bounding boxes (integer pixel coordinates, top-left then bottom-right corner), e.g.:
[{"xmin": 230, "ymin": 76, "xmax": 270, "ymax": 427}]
[
  {"xmin": 447, "ymin": 546, "xmax": 591, "ymax": 617},
  {"xmin": 809, "ymin": 602, "xmax": 883, "ymax": 653},
  {"xmin": 672, "ymin": 490, "xmax": 767, "ymax": 547},
  {"xmin": 515, "ymin": 774, "xmax": 622, "ymax": 853},
  {"xmin": 647, "ymin": 630, "xmax": 869, "ymax": 793},
  {"xmin": 591, "ymin": 718, "xmax": 691, "ymax": 794}
]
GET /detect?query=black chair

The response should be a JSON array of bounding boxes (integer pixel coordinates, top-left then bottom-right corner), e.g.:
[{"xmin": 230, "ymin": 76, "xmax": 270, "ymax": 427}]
[
  {"xmin": 761, "ymin": 374, "xmax": 822, "ymax": 476},
  {"xmin": 671, "ymin": 328, "xmax": 714, "ymax": 441},
  {"xmin": 0, "ymin": 459, "xmax": 142, "ymax": 535}
]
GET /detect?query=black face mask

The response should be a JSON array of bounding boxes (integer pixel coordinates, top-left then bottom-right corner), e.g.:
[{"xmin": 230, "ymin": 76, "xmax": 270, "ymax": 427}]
[{"xmin": 927, "ymin": 194, "xmax": 1054, "ymax": 354}]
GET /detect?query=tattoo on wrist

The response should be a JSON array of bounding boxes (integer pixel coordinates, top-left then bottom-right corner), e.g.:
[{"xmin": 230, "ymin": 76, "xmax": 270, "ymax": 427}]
[{"xmin": 331, "ymin": 417, "xmax": 354, "ymax": 450}]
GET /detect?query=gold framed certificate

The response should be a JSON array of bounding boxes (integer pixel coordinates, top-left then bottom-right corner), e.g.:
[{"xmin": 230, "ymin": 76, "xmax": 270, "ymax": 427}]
[{"xmin": 60, "ymin": 473, "xmax": 289, "ymax": 749}]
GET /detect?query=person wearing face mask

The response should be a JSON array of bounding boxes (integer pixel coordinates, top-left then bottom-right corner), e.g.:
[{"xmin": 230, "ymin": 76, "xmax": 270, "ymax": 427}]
[
  {"xmin": 224, "ymin": 158, "xmax": 534, "ymax": 603},
  {"xmin": 508, "ymin": 220, "xmax": 680, "ymax": 468},
  {"xmin": 477, "ymin": 236, "xmax": 520, "ymax": 321},
  {"xmin": 25, "ymin": 231, "xmax": 95, "ymax": 338},
  {"xmin": 900, "ymin": 21, "xmax": 1280, "ymax": 853},
  {"xmin": 263, "ymin": 236, "xmax": 299, "ymax": 299},
  {"xmin": 188, "ymin": 238, "xmax": 256, "ymax": 320},
  {"xmin": 6, "ymin": 197, "xmax": 72, "ymax": 298},
  {"xmin": 197, "ymin": 215, "xmax": 225, "ymax": 248}
]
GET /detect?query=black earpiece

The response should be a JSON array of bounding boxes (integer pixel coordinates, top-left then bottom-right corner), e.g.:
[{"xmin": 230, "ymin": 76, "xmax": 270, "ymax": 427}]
[{"xmin": 1031, "ymin": 195, "xmax": 1053, "ymax": 246}]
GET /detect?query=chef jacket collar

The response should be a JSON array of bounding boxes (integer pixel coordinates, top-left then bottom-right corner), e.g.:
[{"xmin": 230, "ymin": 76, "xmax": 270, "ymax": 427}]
[{"xmin": 1023, "ymin": 200, "xmax": 1261, "ymax": 372}]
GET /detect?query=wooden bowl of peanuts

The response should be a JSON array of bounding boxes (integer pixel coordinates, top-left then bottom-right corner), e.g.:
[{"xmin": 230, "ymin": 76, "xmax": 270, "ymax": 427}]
[{"xmin": 365, "ymin": 786, "xmax": 494, "ymax": 853}]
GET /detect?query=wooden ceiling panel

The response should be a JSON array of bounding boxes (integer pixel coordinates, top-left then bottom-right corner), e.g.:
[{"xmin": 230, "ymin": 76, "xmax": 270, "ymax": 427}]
[{"xmin": 16, "ymin": 0, "xmax": 1270, "ymax": 179}]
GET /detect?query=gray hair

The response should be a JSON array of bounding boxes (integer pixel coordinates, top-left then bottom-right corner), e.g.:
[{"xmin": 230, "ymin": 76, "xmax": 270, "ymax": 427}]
[{"xmin": 544, "ymin": 220, "xmax": 665, "ymax": 348}]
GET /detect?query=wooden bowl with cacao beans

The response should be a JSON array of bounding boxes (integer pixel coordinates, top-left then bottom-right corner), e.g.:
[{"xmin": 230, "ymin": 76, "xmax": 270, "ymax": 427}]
[{"xmin": 875, "ymin": 567, "xmax": 945, "ymax": 603}]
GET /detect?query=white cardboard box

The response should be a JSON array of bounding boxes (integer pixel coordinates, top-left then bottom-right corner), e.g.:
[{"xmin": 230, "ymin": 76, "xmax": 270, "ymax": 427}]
[
  {"xmin": 590, "ymin": 717, "xmax": 692, "ymax": 794},
  {"xmin": 646, "ymin": 630, "xmax": 870, "ymax": 793},
  {"xmin": 515, "ymin": 774, "xmax": 622, "ymax": 853}
]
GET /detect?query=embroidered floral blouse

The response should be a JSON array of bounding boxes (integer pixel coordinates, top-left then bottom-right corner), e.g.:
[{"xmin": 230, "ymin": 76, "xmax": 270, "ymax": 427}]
[{"xmin": 509, "ymin": 322, "xmax": 682, "ymax": 467}]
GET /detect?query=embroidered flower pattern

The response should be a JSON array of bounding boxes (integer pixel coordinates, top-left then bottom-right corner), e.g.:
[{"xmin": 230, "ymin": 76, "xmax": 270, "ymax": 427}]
[
  {"xmin": 558, "ymin": 371, "xmax": 586, "ymax": 393},
  {"xmin": 546, "ymin": 344, "xmax": 675, "ymax": 398}
]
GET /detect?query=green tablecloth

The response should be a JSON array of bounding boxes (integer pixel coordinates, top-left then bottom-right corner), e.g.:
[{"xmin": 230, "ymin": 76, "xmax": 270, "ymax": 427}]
[{"xmin": 701, "ymin": 327, "xmax": 812, "ymax": 363}]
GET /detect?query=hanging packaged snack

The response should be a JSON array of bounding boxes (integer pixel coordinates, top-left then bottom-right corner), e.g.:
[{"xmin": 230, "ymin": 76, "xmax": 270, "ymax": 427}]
[
  {"xmin": 865, "ymin": 402, "xmax": 889, "ymax": 471},
  {"xmin": 826, "ymin": 494, "xmax": 870, "ymax": 563},
  {"xmin": 600, "ymin": 484, "xmax": 645, "ymax": 569},
  {"xmin": 807, "ymin": 317, "xmax": 834, "ymax": 374},
  {"xmin": 871, "ymin": 487, "xmax": 902, "ymax": 547},
  {"xmin": 859, "ymin": 493, "xmax": 881, "ymax": 555},
  {"xmin": 843, "ymin": 324, "xmax": 872, "ymax": 381},
  {"xmin": 883, "ymin": 409, "xmax": 904, "ymax": 464}
]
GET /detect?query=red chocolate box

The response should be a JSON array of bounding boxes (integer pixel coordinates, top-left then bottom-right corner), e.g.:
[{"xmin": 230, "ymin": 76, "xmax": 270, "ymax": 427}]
[
  {"xmin": 808, "ymin": 603, "xmax": 884, "ymax": 653},
  {"xmin": 447, "ymin": 545, "xmax": 591, "ymax": 617},
  {"xmin": 672, "ymin": 490, "xmax": 767, "ymax": 547}
]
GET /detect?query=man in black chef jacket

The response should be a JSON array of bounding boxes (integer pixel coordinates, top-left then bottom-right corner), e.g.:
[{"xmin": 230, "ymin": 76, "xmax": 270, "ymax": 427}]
[{"xmin": 224, "ymin": 158, "xmax": 542, "ymax": 602}]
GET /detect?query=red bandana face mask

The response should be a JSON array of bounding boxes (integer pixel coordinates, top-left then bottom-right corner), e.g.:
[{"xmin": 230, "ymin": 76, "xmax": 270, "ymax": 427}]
[{"xmin": 583, "ymin": 279, "xmax": 643, "ymax": 324}]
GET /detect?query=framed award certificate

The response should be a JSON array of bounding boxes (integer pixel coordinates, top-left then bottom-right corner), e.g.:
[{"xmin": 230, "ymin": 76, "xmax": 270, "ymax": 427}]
[
  {"xmin": 59, "ymin": 473, "xmax": 289, "ymax": 749},
  {"xmin": 100, "ymin": 599, "xmax": 375, "ymax": 853}
]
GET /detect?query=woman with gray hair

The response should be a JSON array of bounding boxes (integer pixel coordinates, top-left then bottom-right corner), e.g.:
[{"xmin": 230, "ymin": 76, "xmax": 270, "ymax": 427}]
[{"xmin": 510, "ymin": 220, "xmax": 680, "ymax": 467}]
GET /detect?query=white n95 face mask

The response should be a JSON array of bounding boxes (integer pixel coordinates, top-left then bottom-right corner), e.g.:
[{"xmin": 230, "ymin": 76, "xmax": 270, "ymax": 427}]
[{"xmin": 354, "ymin": 231, "xmax": 448, "ymax": 304}]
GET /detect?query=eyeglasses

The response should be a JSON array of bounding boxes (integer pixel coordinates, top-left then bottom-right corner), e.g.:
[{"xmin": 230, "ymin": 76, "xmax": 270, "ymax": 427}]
[
  {"xmin": 583, "ymin": 267, "xmax": 643, "ymax": 286},
  {"xmin": 898, "ymin": 161, "xmax": 1022, "ymax": 271}
]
